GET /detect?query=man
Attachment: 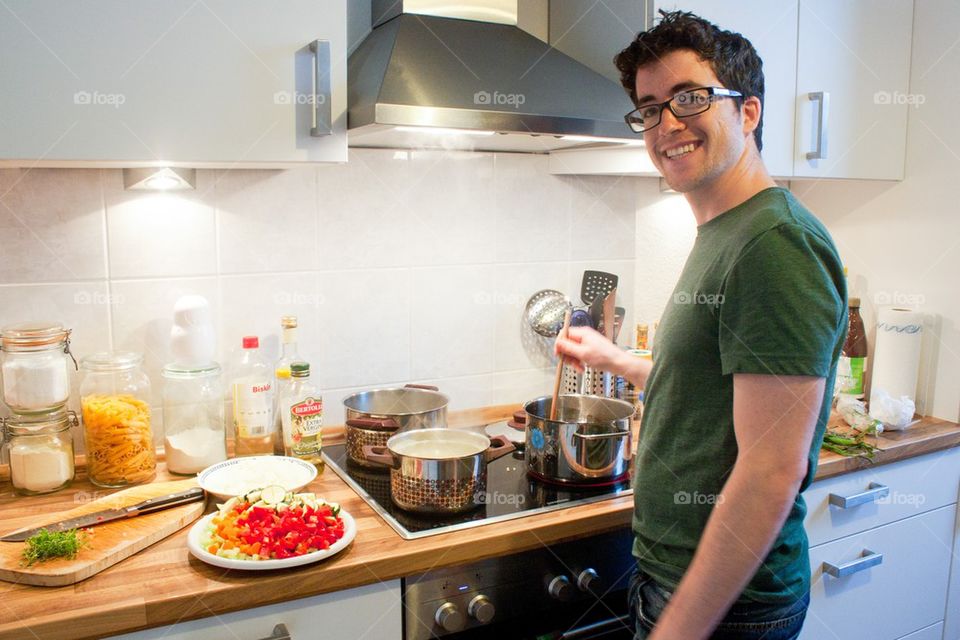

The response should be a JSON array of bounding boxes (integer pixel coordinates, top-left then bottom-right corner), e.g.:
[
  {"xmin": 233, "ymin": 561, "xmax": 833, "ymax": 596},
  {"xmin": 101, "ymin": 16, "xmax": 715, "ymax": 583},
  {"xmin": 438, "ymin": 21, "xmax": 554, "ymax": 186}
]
[{"xmin": 555, "ymin": 11, "xmax": 847, "ymax": 640}]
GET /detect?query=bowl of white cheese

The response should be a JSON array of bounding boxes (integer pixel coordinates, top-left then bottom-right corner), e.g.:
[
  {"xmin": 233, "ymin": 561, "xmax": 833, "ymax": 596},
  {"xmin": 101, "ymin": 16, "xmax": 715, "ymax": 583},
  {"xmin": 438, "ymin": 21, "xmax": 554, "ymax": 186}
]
[{"xmin": 198, "ymin": 456, "xmax": 318, "ymax": 501}]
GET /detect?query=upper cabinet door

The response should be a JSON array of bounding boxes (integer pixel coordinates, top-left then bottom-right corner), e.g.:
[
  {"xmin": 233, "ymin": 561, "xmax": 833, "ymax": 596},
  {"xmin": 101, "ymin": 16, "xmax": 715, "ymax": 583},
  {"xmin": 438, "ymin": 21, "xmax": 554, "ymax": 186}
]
[
  {"xmin": 794, "ymin": 0, "xmax": 913, "ymax": 180},
  {"xmin": 0, "ymin": 0, "xmax": 347, "ymax": 166},
  {"xmin": 653, "ymin": 1, "xmax": 798, "ymax": 178}
]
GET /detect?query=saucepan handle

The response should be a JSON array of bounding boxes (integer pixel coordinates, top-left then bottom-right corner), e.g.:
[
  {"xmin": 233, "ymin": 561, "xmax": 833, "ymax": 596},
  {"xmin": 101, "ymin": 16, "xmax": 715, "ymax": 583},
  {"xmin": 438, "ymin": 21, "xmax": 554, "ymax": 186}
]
[
  {"xmin": 404, "ymin": 383, "xmax": 440, "ymax": 391},
  {"xmin": 485, "ymin": 435, "xmax": 516, "ymax": 462},
  {"xmin": 346, "ymin": 417, "xmax": 400, "ymax": 430},
  {"xmin": 361, "ymin": 445, "xmax": 395, "ymax": 467}
]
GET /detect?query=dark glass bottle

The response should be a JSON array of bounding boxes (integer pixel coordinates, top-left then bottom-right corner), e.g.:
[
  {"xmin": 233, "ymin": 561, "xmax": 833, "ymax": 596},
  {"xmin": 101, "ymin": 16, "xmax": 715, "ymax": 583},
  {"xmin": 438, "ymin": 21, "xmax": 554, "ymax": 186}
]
[{"xmin": 837, "ymin": 297, "xmax": 868, "ymax": 399}]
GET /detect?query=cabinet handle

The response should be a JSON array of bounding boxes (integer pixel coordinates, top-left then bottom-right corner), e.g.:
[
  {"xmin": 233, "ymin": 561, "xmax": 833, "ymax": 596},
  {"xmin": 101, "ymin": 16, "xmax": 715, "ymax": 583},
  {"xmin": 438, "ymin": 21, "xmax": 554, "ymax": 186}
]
[
  {"xmin": 823, "ymin": 548, "xmax": 883, "ymax": 578},
  {"xmin": 256, "ymin": 624, "xmax": 291, "ymax": 640},
  {"xmin": 828, "ymin": 482, "xmax": 889, "ymax": 509},
  {"xmin": 806, "ymin": 91, "xmax": 830, "ymax": 160},
  {"xmin": 309, "ymin": 39, "xmax": 332, "ymax": 137}
]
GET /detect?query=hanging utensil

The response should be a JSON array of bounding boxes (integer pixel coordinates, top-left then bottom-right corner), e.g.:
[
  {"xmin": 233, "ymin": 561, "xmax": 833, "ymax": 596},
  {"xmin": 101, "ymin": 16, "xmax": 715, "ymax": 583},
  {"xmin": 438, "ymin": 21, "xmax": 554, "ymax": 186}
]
[
  {"xmin": 569, "ymin": 307, "xmax": 593, "ymax": 329},
  {"xmin": 580, "ymin": 270, "xmax": 619, "ymax": 305},
  {"xmin": 550, "ymin": 309, "xmax": 572, "ymax": 421},
  {"xmin": 613, "ymin": 306, "xmax": 626, "ymax": 345},
  {"xmin": 524, "ymin": 289, "xmax": 572, "ymax": 338}
]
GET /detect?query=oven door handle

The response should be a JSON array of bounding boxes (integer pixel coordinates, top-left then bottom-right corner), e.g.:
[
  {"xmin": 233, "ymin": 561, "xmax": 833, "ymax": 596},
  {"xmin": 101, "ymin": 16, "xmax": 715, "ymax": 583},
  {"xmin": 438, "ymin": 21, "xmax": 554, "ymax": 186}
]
[{"xmin": 560, "ymin": 613, "xmax": 632, "ymax": 639}]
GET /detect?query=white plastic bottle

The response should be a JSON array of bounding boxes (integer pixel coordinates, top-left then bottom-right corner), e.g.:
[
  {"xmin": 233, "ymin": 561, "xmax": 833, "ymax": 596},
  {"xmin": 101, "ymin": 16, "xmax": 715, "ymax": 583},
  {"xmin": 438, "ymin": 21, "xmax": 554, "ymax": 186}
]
[{"xmin": 229, "ymin": 336, "xmax": 275, "ymax": 457}]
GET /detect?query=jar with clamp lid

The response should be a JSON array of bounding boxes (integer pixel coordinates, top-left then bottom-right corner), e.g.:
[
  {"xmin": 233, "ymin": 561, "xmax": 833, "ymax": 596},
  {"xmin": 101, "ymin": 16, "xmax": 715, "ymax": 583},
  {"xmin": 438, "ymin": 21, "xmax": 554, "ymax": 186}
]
[
  {"xmin": 0, "ymin": 322, "xmax": 76, "ymax": 414},
  {"xmin": 3, "ymin": 411, "xmax": 77, "ymax": 495}
]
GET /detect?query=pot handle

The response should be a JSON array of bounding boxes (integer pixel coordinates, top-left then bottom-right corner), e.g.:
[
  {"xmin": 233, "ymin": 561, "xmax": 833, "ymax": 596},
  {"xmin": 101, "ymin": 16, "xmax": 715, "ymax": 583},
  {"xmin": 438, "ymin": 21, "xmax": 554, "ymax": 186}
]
[
  {"xmin": 346, "ymin": 417, "xmax": 400, "ymax": 430},
  {"xmin": 485, "ymin": 435, "xmax": 516, "ymax": 462},
  {"xmin": 404, "ymin": 383, "xmax": 440, "ymax": 392},
  {"xmin": 361, "ymin": 445, "xmax": 395, "ymax": 467},
  {"xmin": 573, "ymin": 429, "xmax": 630, "ymax": 441}
]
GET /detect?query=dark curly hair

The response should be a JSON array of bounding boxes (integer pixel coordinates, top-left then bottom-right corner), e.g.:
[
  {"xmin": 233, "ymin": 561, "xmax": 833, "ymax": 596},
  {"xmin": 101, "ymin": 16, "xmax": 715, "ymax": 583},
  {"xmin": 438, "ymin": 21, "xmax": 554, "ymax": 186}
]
[{"xmin": 614, "ymin": 10, "xmax": 765, "ymax": 151}]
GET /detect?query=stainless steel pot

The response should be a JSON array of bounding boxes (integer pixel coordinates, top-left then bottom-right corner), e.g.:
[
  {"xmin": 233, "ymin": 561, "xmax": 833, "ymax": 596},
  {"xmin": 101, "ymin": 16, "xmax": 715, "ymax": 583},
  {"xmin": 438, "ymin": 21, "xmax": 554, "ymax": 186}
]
[
  {"xmin": 343, "ymin": 384, "xmax": 449, "ymax": 467},
  {"xmin": 362, "ymin": 428, "xmax": 514, "ymax": 514},
  {"xmin": 524, "ymin": 395, "xmax": 633, "ymax": 483}
]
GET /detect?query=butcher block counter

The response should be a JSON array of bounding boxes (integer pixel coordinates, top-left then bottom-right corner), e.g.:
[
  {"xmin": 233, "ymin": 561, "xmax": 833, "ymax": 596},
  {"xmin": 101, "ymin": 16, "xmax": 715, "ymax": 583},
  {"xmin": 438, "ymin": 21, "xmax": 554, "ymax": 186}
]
[{"xmin": 0, "ymin": 406, "xmax": 958, "ymax": 640}]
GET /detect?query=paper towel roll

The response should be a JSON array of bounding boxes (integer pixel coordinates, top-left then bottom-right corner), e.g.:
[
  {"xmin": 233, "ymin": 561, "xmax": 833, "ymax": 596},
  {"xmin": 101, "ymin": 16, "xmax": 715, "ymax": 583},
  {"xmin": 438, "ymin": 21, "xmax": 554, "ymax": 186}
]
[{"xmin": 869, "ymin": 308, "xmax": 923, "ymax": 407}]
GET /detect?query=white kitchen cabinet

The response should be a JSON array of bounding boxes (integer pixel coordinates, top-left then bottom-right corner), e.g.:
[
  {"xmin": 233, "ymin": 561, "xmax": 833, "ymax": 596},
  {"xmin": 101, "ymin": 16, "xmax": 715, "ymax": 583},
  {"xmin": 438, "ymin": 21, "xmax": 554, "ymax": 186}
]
[
  {"xmin": 106, "ymin": 580, "xmax": 402, "ymax": 640},
  {"xmin": 0, "ymin": 0, "xmax": 347, "ymax": 167},
  {"xmin": 793, "ymin": 0, "xmax": 913, "ymax": 180}
]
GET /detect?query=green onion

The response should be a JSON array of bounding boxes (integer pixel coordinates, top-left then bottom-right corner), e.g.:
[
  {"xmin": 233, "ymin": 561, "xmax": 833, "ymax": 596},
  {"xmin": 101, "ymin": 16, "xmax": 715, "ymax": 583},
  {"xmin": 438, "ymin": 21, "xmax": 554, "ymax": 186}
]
[{"xmin": 20, "ymin": 528, "xmax": 89, "ymax": 566}]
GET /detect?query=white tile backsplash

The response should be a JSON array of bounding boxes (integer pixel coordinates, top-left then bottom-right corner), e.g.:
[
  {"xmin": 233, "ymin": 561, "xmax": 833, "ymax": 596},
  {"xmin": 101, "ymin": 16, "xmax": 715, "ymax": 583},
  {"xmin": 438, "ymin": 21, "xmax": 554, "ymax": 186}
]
[{"xmin": 0, "ymin": 149, "xmax": 638, "ymax": 426}]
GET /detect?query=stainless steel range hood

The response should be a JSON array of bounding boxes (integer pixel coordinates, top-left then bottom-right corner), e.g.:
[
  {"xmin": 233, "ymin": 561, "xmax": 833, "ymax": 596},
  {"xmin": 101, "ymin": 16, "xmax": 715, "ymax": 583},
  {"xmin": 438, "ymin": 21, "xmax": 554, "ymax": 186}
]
[{"xmin": 347, "ymin": 0, "xmax": 643, "ymax": 152}]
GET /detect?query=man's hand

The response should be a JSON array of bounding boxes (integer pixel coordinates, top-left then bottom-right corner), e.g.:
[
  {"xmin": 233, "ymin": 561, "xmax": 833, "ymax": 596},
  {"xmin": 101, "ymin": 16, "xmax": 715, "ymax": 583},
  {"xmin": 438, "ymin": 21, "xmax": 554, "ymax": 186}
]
[
  {"xmin": 555, "ymin": 326, "xmax": 652, "ymax": 388},
  {"xmin": 647, "ymin": 373, "xmax": 824, "ymax": 640}
]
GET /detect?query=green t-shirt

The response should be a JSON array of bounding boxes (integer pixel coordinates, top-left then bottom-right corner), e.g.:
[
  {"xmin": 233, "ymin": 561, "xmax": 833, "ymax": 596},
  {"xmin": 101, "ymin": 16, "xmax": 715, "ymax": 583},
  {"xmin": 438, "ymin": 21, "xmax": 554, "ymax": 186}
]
[{"xmin": 632, "ymin": 187, "xmax": 847, "ymax": 604}]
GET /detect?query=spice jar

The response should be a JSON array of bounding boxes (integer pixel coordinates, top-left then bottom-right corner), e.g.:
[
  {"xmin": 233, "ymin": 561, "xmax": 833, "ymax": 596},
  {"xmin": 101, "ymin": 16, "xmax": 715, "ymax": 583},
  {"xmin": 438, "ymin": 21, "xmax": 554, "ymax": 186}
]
[
  {"xmin": 0, "ymin": 322, "xmax": 76, "ymax": 414},
  {"xmin": 79, "ymin": 352, "xmax": 156, "ymax": 488},
  {"xmin": 162, "ymin": 362, "xmax": 226, "ymax": 475},
  {"xmin": 3, "ymin": 411, "xmax": 77, "ymax": 495}
]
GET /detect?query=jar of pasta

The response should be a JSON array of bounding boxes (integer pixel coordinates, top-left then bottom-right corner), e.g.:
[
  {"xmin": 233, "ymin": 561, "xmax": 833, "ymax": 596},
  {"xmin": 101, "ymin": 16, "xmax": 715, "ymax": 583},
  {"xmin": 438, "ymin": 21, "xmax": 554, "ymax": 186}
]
[{"xmin": 79, "ymin": 352, "xmax": 156, "ymax": 487}]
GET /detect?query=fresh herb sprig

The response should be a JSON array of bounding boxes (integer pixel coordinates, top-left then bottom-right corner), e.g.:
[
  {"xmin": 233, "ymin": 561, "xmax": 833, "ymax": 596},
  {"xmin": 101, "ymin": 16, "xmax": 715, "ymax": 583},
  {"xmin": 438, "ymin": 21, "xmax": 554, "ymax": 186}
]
[{"xmin": 21, "ymin": 528, "xmax": 89, "ymax": 566}]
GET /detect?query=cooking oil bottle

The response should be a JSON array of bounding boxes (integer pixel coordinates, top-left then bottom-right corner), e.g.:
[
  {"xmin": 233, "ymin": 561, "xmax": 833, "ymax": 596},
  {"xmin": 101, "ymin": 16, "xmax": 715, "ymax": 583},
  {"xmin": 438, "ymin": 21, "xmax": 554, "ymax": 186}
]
[{"xmin": 278, "ymin": 362, "xmax": 324, "ymax": 470}]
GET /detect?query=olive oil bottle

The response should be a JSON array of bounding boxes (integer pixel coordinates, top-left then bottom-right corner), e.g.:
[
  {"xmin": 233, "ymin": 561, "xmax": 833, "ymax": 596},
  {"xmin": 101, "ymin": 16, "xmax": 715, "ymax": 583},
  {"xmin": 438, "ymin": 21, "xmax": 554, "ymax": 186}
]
[{"xmin": 278, "ymin": 362, "xmax": 324, "ymax": 470}]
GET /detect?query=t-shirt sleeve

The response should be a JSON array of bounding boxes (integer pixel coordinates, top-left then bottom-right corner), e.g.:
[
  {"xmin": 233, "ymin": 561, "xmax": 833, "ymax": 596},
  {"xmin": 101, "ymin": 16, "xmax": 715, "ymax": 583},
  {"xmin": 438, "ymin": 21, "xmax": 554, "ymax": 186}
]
[{"xmin": 718, "ymin": 224, "xmax": 846, "ymax": 377}]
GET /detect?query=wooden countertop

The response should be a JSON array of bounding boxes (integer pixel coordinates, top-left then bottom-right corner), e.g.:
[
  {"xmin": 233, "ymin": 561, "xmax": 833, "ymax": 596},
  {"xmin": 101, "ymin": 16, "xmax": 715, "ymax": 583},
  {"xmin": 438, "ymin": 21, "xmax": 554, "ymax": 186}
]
[{"xmin": 0, "ymin": 406, "xmax": 957, "ymax": 640}]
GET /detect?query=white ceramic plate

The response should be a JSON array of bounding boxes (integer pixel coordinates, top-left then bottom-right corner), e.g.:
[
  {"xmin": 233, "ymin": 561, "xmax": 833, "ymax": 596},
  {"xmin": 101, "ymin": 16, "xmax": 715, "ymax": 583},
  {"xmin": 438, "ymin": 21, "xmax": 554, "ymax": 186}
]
[
  {"xmin": 197, "ymin": 456, "xmax": 318, "ymax": 500},
  {"xmin": 187, "ymin": 508, "xmax": 356, "ymax": 570}
]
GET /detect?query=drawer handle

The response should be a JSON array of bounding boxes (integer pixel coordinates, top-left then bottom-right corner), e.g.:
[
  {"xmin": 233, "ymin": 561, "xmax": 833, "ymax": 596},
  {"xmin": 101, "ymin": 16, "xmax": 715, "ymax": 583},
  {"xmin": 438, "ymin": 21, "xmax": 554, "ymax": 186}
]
[
  {"xmin": 828, "ymin": 482, "xmax": 889, "ymax": 509},
  {"xmin": 806, "ymin": 91, "xmax": 830, "ymax": 160},
  {"xmin": 823, "ymin": 548, "xmax": 883, "ymax": 578},
  {"xmin": 257, "ymin": 624, "xmax": 291, "ymax": 640},
  {"xmin": 309, "ymin": 39, "xmax": 332, "ymax": 137}
]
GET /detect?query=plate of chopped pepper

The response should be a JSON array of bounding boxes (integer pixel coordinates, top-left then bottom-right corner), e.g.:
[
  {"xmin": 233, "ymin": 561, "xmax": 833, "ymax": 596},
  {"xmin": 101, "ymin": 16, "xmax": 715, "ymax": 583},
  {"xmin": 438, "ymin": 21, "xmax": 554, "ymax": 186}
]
[{"xmin": 187, "ymin": 485, "xmax": 355, "ymax": 570}]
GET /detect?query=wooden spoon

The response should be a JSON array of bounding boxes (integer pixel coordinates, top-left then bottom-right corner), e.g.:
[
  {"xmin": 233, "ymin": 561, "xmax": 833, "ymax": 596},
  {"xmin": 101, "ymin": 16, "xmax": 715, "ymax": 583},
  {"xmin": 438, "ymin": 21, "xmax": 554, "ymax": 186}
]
[{"xmin": 550, "ymin": 309, "xmax": 572, "ymax": 421}]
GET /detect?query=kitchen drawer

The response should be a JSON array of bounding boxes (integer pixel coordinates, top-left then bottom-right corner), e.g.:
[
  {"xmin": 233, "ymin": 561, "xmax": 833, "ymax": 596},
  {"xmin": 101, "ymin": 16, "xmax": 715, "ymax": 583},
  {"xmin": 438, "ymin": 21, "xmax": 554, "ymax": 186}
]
[
  {"xmin": 799, "ymin": 505, "xmax": 955, "ymax": 640},
  {"xmin": 805, "ymin": 447, "xmax": 960, "ymax": 547},
  {"xmin": 898, "ymin": 622, "xmax": 944, "ymax": 640},
  {"xmin": 107, "ymin": 580, "xmax": 401, "ymax": 640}
]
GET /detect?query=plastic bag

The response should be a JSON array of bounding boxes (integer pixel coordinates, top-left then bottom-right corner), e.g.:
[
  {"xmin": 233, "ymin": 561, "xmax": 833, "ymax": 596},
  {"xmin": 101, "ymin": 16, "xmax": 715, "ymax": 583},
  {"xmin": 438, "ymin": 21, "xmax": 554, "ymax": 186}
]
[{"xmin": 868, "ymin": 389, "xmax": 916, "ymax": 430}]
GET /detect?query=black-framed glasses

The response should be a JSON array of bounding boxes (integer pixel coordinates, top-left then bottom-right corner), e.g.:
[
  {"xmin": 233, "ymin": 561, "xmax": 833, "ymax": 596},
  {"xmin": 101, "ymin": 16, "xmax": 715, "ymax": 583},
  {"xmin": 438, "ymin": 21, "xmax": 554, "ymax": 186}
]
[{"xmin": 624, "ymin": 87, "xmax": 744, "ymax": 133}]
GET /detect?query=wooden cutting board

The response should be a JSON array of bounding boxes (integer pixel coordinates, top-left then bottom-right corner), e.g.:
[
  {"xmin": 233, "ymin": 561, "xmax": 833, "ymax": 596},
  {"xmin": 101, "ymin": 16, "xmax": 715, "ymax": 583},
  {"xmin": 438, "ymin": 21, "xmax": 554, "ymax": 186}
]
[{"xmin": 0, "ymin": 478, "xmax": 205, "ymax": 587}]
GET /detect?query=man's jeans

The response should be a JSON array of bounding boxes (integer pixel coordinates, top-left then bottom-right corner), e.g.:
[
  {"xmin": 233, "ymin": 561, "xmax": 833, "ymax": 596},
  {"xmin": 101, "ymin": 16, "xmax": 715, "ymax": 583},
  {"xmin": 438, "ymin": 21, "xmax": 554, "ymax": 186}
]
[{"xmin": 628, "ymin": 569, "xmax": 809, "ymax": 640}]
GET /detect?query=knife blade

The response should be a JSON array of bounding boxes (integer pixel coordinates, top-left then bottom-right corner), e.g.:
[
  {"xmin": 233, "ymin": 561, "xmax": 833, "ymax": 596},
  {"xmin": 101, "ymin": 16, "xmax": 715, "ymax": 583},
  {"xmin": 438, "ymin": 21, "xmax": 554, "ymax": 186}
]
[{"xmin": 0, "ymin": 486, "xmax": 205, "ymax": 542}]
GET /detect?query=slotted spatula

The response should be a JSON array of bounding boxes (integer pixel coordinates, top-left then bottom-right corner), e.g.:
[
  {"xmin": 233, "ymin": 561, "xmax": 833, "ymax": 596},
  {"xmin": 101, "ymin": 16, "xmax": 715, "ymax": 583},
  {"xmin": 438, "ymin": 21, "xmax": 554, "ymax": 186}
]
[{"xmin": 580, "ymin": 270, "xmax": 619, "ymax": 305}]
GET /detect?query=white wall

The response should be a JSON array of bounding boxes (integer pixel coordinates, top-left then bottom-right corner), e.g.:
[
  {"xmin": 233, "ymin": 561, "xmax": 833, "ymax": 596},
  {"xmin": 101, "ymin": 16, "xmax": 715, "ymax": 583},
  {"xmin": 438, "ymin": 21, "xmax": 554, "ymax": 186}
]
[{"xmin": 0, "ymin": 149, "xmax": 637, "ymax": 451}]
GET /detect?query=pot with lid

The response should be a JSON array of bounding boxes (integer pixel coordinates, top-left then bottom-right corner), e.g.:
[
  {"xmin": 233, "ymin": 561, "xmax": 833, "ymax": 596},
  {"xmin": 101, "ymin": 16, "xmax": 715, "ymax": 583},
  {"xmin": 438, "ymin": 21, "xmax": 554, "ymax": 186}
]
[
  {"xmin": 362, "ymin": 428, "xmax": 514, "ymax": 514},
  {"xmin": 342, "ymin": 384, "xmax": 448, "ymax": 467},
  {"xmin": 524, "ymin": 395, "xmax": 633, "ymax": 483}
]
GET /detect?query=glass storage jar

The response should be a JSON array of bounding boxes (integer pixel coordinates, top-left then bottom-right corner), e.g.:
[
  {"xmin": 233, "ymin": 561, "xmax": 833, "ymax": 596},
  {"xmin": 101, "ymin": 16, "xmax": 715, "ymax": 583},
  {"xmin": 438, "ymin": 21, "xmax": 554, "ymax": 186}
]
[
  {"xmin": 0, "ymin": 322, "xmax": 75, "ymax": 414},
  {"xmin": 162, "ymin": 362, "xmax": 226, "ymax": 474},
  {"xmin": 79, "ymin": 352, "xmax": 156, "ymax": 487},
  {"xmin": 3, "ymin": 411, "xmax": 77, "ymax": 495}
]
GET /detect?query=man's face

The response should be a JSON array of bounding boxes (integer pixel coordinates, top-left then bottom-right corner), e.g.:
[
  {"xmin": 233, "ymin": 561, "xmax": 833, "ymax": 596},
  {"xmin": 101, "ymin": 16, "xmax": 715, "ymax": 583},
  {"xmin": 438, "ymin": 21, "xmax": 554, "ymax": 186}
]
[{"xmin": 635, "ymin": 49, "xmax": 747, "ymax": 194}]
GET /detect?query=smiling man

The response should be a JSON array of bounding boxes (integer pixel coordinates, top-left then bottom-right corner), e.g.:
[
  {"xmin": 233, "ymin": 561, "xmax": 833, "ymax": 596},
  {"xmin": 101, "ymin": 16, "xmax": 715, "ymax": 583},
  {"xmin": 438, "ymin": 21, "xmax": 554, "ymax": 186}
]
[{"xmin": 554, "ymin": 11, "xmax": 848, "ymax": 640}]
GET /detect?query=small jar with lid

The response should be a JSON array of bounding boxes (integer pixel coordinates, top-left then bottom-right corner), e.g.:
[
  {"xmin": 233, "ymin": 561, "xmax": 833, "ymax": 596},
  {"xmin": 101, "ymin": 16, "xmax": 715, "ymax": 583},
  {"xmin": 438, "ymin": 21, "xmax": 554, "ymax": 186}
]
[
  {"xmin": 3, "ymin": 411, "xmax": 77, "ymax": 495},
  {"xmin": 162, "ymin": 362, "xmax": 226, "ymax": 475},
  {"xmin": 79, "ymin": 352, "xmax": 157, "ymax": 487},
  {"xmin": 0, "ymin": 322, "xmax": 76, "ymax": 414}
]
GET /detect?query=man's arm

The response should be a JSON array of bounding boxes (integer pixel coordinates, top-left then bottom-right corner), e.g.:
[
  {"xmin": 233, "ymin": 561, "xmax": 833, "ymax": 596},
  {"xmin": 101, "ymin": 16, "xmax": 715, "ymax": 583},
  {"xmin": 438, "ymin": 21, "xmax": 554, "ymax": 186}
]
[
  {"xmin": 647, "ymin": 373, "xmax": 824, "ymax": 640},
  {"xmin": 555, "ymin": 327, "xmax": 653, "ymax": 388}
]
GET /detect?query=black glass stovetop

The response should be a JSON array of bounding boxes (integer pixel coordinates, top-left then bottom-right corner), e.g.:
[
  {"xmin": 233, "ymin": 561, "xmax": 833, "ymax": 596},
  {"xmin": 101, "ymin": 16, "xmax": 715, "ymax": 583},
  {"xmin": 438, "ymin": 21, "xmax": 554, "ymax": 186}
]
[{"xmin": 322, "ymin": 443, "xmax": 633, "ymax": 539}]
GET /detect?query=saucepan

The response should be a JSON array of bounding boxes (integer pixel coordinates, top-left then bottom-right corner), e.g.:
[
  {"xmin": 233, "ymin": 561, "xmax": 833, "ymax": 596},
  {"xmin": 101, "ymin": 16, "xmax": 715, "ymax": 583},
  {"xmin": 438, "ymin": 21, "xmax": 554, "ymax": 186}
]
[
  {"xmin": 362, "ymin": 428, "xmax": 514, "ymax": 514},
  {"xmin": 524, "ymin": 395, "xmax": 633, "ymax": 483}
]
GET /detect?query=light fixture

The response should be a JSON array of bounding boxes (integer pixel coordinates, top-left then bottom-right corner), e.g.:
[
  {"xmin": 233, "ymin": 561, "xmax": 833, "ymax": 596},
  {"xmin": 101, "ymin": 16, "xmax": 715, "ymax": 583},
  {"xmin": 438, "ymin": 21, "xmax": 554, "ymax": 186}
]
[
  {"xmin": 122, "ymin": 168, "xmax": 196, "ymax": 191},
  {"xmin": 561, "ymin": 135, "xmax": 645, "ymax": 146},
  {"xmin": 394, "ymin": 126, "xmax": 496, "ymax": 136}
]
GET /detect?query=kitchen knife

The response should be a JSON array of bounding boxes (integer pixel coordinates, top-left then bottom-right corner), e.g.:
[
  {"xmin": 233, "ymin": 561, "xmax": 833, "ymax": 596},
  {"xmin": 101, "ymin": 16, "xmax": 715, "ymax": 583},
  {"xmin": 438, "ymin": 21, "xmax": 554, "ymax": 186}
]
[{"xmin": 0, "ymin": 486, "xmax": 205, "ymax": 542}]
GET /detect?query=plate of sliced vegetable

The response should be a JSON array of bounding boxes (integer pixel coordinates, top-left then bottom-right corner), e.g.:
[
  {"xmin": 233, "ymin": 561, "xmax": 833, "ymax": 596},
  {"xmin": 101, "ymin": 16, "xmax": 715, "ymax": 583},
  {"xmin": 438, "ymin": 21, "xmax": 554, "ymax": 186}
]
[{"xmin": 187, "ymin": 486, "xmax": 356, "ymax": 570}]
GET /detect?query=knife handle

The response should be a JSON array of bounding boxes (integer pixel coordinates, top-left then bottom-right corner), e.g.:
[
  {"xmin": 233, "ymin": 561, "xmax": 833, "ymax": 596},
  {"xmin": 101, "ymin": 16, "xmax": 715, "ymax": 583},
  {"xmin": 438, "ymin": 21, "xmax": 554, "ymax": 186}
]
[{"xmin": 128, "ymin": 487, "xmax": 205, "ymax": 515}]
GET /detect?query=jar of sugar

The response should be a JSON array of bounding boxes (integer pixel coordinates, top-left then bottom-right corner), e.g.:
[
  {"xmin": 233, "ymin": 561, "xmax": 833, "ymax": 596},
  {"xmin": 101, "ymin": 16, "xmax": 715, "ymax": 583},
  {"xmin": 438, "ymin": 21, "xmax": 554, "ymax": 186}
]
[
  {"xmin": 0, "ymin": 322, "xmax": 76, "ymax": 414},
  {"xmin": 3, "ymin": 411, "xmax": 77, "ymax": 495},
  {"xmin": 162, "ymin": 362, "xmax": 226, "ymax": 474}
]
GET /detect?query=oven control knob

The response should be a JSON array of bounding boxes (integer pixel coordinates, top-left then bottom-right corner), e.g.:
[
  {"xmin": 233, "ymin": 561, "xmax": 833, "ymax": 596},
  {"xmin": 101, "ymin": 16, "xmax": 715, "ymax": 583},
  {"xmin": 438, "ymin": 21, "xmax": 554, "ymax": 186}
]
[
  {"xmin": 435, "ymin": 602, "xmax": 466, "ymax": 632},
  {"xmin": 577, "ymin": 568, "xmax": 601, "ymax": 592},
  {"xmin": 548, "ymin": 575, "xmax": 575, "ymax": 602},
  {"xmin": 468, "ymin": 594, "xmax": 496, "ymax": 624}
]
